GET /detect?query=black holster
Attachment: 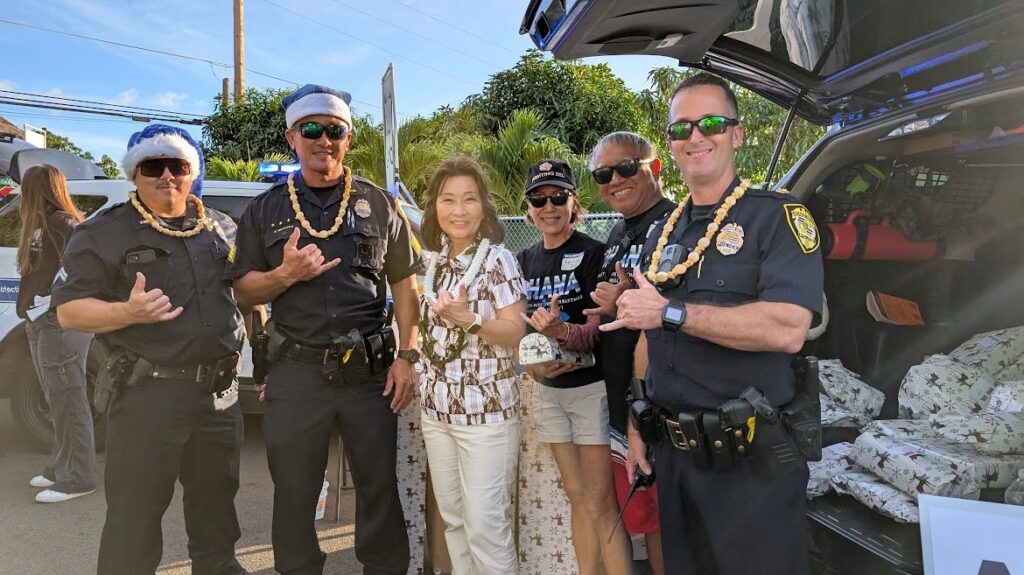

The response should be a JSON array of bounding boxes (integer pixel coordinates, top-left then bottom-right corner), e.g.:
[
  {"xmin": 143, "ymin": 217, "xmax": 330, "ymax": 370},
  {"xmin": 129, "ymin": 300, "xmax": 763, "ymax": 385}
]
[
  {"xmin": 91, "ymin": 338, "xmax": 137, "ymax": 416},
  {"xmin": 739, "ymin": 387, "xmax": 803, "ymax": 478},
  {"xmin": 782, "ymin": 356, "xmax": 823, "ymax": 462},
  {"xmin": 251, "ymin": 312, "xmax": 269, "ymax": 386}
]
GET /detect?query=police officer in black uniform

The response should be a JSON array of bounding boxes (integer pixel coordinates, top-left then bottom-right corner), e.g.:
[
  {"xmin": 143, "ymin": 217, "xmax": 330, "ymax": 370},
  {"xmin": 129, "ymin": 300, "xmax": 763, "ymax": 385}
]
[
  {"xmin": 54, "ymin": 124, "xmax": 247, "ymax": 575},
  {"xmin": 228, "ymin": 84, "xmax": 420, "ymax": 575},
  {"xmin": 606, "ymin": 74, "xmax": 824, "ymax": 575}
]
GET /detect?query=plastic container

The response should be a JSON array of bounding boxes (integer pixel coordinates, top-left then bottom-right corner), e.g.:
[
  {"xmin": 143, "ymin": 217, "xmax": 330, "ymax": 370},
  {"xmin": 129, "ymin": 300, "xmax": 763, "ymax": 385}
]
[
  {"xmin": 315, "ymin": 479, "xmax": 329, "ymax": 520},
  {"xmin": 1005, "ymin": 470, "xmax": 1024, "ymax": 505}
]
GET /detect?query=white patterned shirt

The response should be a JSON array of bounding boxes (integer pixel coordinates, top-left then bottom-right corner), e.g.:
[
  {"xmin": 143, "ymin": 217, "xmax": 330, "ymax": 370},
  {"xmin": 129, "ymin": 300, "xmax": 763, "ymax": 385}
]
[{"xmin": 418, "ymin": 241, "xmax": 527, "ymax": 425}]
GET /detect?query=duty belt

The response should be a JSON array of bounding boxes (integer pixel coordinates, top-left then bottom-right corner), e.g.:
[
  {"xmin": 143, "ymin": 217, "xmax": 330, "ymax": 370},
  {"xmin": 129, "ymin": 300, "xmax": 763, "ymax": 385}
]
[
  {"xmin": 655, "ymin": 406, "xmax": 753, "ymax": 471},
  {"xmin": 141, "ymin": 352, "xmax": 240, "ymax": 394}
]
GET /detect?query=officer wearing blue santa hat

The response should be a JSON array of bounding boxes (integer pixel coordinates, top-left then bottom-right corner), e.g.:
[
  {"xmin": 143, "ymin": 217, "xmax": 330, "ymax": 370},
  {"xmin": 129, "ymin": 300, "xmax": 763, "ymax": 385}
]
[
  {"xmin": 53, "ymin": 123, "xmax": 248, "ymax": 575},
  {"xmin": 228, "ymin": 85, "xmax": 421, "ymax": 574}
]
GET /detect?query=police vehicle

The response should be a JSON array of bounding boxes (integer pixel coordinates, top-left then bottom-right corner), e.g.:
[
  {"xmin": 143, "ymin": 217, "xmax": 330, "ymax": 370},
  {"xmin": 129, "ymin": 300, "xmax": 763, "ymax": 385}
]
[
  {"xmin": 0, "ymin": 144, "xmax": 424, "ymax": 448},
  {"xmin": 522, "ymin": 1, "xmax": 1024, "ymax": 573}
]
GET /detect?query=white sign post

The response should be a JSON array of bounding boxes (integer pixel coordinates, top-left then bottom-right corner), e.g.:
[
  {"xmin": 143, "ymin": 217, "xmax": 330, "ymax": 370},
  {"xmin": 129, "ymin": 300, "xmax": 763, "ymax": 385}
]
[
  {"xmin": 382, "ymin": 64, "xmax": 399, "ymax": 195},
  {"xmin": 920, "ymin": 494, "xmax": 1024, "ymax": 574}
]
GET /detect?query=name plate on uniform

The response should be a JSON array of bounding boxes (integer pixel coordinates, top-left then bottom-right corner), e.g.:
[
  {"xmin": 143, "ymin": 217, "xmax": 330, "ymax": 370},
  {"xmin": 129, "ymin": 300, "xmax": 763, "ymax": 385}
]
[{"xmin": 518, "ymin": 332, "xmax": 595, "ymax": 367}]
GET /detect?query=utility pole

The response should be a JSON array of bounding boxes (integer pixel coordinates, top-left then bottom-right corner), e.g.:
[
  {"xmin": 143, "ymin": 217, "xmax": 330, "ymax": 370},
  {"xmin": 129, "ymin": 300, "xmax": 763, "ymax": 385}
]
[
  {"xmin": 233, "ymin": 0, "xmax": 245, "ymax": 103},
  {"xmin": 222, "ymin": 78, "xmax": 230, "ymax": 106}
]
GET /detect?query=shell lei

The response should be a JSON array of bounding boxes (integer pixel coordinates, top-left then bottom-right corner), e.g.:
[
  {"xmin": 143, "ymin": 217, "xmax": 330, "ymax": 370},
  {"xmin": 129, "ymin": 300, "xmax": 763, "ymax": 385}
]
[
  {"xmin": 129, "ymin": 191, "xmax": 213, "ymax": 238},
  {"xmin": 645, "ymin": 179, "xmax": 751, "ymax": 284},
  {"xmin": 287, "ymin": 166, "xmax": 353, "ymax": 239},
  {"xmin": 422, "ymin": 237, "xmax": 492, "ymax": 301}
]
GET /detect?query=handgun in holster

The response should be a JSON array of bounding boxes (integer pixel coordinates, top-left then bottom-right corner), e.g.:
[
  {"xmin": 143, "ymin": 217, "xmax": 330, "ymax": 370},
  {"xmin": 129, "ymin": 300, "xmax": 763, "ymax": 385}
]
[
  {"xmin": 91, "ymin": 338, "xmax": 137, "ymax": 416},
  {"xmin": 250, "ymin": 311, "xmax": 270, "ymax": 386},
  {"xmin": 322, "ymin": 328, "xmax": 366, "ymax": 384},
  {"xmin": 736, "ymin": 386, "xmax": 802, "ymax": 478},
  {"xmin": 782, "ymin": 356, "xmax": 822, "ymax": 461},
  {"xmin": 628, "ymin": 377, "xmax": 660, "ymax": 446}
]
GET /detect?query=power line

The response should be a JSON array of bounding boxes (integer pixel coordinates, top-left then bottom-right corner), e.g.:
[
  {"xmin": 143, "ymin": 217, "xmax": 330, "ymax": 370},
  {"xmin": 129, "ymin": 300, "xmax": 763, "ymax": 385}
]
[
  {"xmin": 0, "ymin": 16, "xmax": 393, "ymax": 114},
  {"xmin": 323, "ymin": 0, "xmax": 503, "ymax": 69},
  {"xmin": 385, "ymin": 0, "xmax": 522, "ymax": 56},
  {"xmin": 0, "ymin": 108, "xmax": 137, "ymax": 125},
  {"xmin": 0, "ymin": 97, "xmax": 205, "ymax": 125},
  {"xmin": 0, "ymin": 89, "xmax": 206, "ymax": 118},
  {"xmin": 255, "ymin": 0, "xmax": 479, "ymax": 87}
]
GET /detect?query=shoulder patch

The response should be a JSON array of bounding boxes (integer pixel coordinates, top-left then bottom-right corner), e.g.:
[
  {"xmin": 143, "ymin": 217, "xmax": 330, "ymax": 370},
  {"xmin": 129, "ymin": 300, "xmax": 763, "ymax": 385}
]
[{"xmin": 783, "ymin": 204, "xmax": 819, "ymax": 254}]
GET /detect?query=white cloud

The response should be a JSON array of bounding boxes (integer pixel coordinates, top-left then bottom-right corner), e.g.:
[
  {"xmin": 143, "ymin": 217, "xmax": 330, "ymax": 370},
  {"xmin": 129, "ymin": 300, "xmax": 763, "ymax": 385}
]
[
  {"xmin": 108, "ymin": 89, "xmax": 138, "ymax": 106},
  {"xmin": 151, "ymin": 92, "xmax": 189, "ymax": 109},
  {"xmin": 0, "ymin": 80, "xmax": 14, "ymax": 91},
  {"xmin": 44, "ymin": 87, "xmax": 66, "ymax": 97}
]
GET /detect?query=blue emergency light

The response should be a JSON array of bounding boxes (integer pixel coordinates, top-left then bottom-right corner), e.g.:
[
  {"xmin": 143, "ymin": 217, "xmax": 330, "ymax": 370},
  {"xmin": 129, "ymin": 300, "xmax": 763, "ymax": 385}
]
[{"xmin": 258, "ymin": 162, "xmax": 301, "ymax": 176}]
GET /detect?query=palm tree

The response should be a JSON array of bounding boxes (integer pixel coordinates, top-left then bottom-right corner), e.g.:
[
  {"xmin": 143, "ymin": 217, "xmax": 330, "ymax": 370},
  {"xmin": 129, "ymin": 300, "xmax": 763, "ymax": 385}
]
[{"xmin": 346, "ymin": 115, "xmax": 451, "ymax": 204}]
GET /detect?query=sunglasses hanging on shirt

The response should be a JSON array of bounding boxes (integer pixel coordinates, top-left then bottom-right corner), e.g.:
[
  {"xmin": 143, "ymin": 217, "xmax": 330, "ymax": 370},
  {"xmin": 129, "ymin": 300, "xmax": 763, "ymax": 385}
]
[
  {"xmin": 666, "ymin": 115, "xmax": 739, "ymax": 142},
  {"xmin": 591, "ymin": 158, "xmax": 655, "ymax": 185},
  {"xmin": 297, "ymin": 121, "xmax": 349, "ymax": 141}
]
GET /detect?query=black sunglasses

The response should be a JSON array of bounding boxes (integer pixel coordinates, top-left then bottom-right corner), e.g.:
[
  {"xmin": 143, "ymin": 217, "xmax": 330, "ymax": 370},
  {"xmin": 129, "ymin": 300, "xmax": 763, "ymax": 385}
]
[
  {"xmin": 591, "ymin": 158, "xmax": 654, "ymax": 185},
  {"xmin": 666, "ymin": 115, "xmax": 739, "ymax": 141},
  {"xmin": 138, "ymin": 158, "xmax": 191, "ymax": 178},
  {"xmin": 526, "ymin": 192, "xmax": 572, "ymax": 209},
  {"xmin": 297, "ymin": 121, "xmax": 348, "ymax": 141}
]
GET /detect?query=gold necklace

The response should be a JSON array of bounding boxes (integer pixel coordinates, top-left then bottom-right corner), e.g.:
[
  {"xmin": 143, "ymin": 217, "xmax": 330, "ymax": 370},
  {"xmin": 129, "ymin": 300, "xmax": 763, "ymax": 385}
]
[
  {"xmin": 646, "ymin": 179, "xmax": 751, "ymax": 284},
  {"xmin": 287, "ymin": 167, "xmax": 353, "ymax": 239},
  {"xmin": 129, "ymin": 191, "xmax": 212, "ymax": 238}
]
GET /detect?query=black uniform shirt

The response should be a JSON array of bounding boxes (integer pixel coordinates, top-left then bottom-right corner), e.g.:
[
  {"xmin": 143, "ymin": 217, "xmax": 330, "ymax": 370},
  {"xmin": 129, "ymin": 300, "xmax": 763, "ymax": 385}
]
[
  {"xmin": 226, "ymin": 172, "xmax": 420, "ymax": 345},
  {"xmin": 598, "ymin": 198, "xmax": 677, "ymax": 433},
  {"xmin": 517, "ymin": 230, "xmax": 605, "ymax": 389},
  {"xmin": 17, "ymin": 211, "xmax": 77, "ymax": 319},
  {"xmin": 641, "ymin": 179, "xmax": 824, "ymax": 411},
  {"xmin": 50, "ymin": 201, "xmax": 244, "ymax": 366}
]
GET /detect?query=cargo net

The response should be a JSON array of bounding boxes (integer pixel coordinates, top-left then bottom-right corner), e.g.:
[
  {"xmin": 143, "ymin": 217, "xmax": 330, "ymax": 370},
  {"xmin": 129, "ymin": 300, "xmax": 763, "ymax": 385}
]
[{"xmin": 820, "ymin": 163, "xmax": 997, "ymax": 240}]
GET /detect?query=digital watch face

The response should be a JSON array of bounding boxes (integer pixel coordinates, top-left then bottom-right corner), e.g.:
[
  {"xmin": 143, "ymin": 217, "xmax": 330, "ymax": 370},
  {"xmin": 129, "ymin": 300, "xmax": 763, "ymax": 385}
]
[{"xmin": 665, "ymin": 306, "xmax": 684, "ymax": 322}]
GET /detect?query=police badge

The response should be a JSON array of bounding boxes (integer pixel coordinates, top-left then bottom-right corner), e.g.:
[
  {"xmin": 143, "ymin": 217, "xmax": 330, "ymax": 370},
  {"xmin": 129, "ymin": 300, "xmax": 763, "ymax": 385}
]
[
  {"xmin": 354, "ymin": 198, "xmax": 371, "ymax": 218},
  {"xmin": 716, "ymin": 222, "xmax": 744, "ymax": 256}
]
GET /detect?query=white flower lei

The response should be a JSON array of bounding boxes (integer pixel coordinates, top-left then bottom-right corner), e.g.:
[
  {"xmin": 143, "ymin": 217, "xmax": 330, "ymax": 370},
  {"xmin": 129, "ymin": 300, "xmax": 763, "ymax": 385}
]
[{"xmin": 423, "ymin": 237, "xmax": 492, "ymax": 301}]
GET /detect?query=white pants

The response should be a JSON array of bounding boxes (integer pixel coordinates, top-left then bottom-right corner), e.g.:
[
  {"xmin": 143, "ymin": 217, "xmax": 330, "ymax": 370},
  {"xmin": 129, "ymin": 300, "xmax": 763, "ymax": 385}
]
[{"xmin": 421, "ymin": 414, "xmax": 521, "ymax": 575}]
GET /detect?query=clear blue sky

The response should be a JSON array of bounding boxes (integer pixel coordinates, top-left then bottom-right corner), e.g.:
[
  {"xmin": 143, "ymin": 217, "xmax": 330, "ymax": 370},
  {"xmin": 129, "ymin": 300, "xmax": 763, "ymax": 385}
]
[{"xmin": 0, "ymin": 0, "xmax": 671, "ymax": 168}]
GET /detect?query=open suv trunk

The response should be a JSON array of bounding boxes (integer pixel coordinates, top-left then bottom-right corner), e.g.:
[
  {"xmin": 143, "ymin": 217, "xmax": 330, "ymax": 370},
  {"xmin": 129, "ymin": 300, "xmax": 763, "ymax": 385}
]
[{"xmin": 522, "ymin": 0, "xmax": 1024, "ymax": 572}]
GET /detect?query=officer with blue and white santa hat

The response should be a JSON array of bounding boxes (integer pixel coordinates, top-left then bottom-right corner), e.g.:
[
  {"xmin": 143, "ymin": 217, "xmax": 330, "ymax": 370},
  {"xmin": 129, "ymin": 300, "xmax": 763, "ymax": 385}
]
[
  {"xmin": 228, "ymin": 84, "xmax": 421, "ymax": 575},
  {"xmin": 53, "ymin": 123, "xmax": 248, "ymax": 575}
]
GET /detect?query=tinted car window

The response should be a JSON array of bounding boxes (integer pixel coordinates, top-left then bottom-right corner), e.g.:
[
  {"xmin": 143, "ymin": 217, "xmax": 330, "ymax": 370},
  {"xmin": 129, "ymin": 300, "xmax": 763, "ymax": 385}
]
[
  {"xmin": 203, "ymin": 195, "xmax": 253, "ymax": 224},
  {"xmin": 0, "ymin": 193, "xmax": 109, "ymax": 248}
]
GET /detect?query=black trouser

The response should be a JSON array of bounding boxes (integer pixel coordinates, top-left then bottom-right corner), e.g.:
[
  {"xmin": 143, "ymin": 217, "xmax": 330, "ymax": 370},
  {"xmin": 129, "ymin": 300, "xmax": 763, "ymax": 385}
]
[
  {"xmin": 97, "ymin": 377, "xmax": 244, "ymax": 575},
  {"xmin": 262, "ymin": 358, "xmax": 409, "ymax": 575},
  {"xmin": 653, "ymin": 439, "xmax": 809, "ymax": 575}
]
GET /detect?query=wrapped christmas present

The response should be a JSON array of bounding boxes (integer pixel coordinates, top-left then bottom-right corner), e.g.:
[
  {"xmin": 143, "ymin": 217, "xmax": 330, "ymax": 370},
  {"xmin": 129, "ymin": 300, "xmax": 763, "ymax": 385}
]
[
  {"xmin": 986, "ymin": 380, "xmax": 1024, "ymax": 413},
  {"xmin": 831, "ymin": 471, "xmax": 920, "ymax": 523},
  {"xmin": 898, "ymin": 354, "xmax": 996, "ymax": 419},
  {"xmin": 851, "ymin": 430, "xmax": 981, "ymax": 500},
  {"xmin": 819, "ymin": 359, "xmax": 884, "ymax": 421},
  {"xmin": 807, "ymin": 442, "xmax": 860, "ymax": 498},
  {"xmin": 930, "ymin": 411, "xmax": 1024, "ymax": 456},
  {"xmin": 821, "ymin": 398, "xmax": 872, "ymax": 428},
  {"xmin": 518, "ymin": 332, "xmax": 595, "ymax": 367},
  {"xmin": 949, "ymin": 326, "xmax": 1024, "ymax": 377},
  {"xmin": 996, "ymin": 356, "xmax": 1024, "ymax": 381},
  {"xmin": 864, "ymin": 419, "xmax": 1024, "ymax": 489}
]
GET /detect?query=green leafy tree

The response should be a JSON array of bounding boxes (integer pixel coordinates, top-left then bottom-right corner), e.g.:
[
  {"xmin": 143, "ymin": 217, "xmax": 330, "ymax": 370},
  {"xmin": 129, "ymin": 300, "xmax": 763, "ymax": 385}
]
[
  {"xmin": 202, "ymin": 87, "xmax": 291, "ymax": 162},
  {"xmin": 42, "ymin": 128, "xmax": 122, "ymax": 178},
  {"xmin": 476, "ymin": 50, "xmax": 646, "ymax": 155},
  {"xmin": 346, "ymin": 114, "xmax": 453, "ymax": 203}
]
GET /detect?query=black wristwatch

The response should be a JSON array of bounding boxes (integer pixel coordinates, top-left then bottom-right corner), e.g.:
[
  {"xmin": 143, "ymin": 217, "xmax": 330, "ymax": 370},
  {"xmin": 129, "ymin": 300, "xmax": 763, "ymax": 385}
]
[
  {"xmin": 396, "ymin": 349, "xmax": 420, "ymax": 363},
  {"xmin": 661, "ymin": 299, "xmax": 687, "ymax": 332}
]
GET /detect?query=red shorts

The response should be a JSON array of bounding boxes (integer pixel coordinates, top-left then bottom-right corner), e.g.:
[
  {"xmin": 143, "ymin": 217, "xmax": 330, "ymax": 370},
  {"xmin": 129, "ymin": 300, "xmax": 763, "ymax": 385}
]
[{"xmin": 611, "ymin": 452, "xmax": 660, "ymax": 534}]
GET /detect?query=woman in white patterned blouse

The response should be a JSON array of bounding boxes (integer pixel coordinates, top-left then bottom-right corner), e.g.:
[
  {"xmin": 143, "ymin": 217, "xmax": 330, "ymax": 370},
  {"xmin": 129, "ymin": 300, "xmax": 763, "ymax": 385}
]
[{"xmin": 417, "ymin": 157, "xmax": 527, "ymax": 575}]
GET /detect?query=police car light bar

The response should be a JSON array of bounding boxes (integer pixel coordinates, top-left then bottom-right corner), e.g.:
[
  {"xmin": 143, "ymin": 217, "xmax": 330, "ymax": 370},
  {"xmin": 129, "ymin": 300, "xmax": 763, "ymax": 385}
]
[{"xmin": 258, "ymin": 162, "xmax": 301, "ymax": 176}]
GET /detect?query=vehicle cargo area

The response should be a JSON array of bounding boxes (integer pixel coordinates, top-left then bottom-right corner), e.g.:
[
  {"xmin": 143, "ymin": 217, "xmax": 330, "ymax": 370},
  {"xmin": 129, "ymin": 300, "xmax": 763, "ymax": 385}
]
[{"xmin": 796, "ymin": 94, "xmax": 1024, "ymax": 574}]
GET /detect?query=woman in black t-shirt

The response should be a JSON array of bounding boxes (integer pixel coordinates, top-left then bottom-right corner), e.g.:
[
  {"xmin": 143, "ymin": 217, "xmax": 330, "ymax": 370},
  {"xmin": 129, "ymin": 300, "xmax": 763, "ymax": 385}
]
[
  {"xmin": 16, "ymin": 164, "xmax": 96, "ymax": 503},
  {"xmin": 516, "ymin": 160, "xmax": 631, "ymax": 575}
]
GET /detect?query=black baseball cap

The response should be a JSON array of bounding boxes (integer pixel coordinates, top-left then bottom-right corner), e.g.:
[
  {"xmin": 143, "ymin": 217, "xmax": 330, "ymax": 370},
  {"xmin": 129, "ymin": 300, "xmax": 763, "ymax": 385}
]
[{"xmin": 525, "ymin": 159, "xmax": 577, "ymax": 195}]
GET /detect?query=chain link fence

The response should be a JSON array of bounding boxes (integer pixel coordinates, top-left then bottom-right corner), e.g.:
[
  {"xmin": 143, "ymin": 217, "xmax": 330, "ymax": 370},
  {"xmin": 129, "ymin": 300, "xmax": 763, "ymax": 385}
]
[{"xmin": 498, "ymin": 212, "xmax": 623, "ymax": 254}]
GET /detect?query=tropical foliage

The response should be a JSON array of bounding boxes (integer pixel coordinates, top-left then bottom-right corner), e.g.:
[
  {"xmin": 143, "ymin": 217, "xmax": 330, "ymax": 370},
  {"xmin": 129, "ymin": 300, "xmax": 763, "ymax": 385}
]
[{"xmin": 202, "ymin": 53, "xmax": 826, "ymax": 214}]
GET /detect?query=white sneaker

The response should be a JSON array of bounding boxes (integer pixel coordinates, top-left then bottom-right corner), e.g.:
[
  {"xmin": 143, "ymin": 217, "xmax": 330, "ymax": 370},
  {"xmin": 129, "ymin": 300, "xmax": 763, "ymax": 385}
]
[
  {"xmin": 35, "ymin": 488, "xmax": 95, "ymax": 503},
  {"xmin": 29, "ymin": 475, "xmax": 55, "ymax": 488}
]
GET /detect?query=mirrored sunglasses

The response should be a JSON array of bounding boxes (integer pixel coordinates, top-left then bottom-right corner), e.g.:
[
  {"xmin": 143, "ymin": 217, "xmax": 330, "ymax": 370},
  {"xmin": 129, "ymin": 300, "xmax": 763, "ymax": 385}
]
[
  {"xmin": 138, "ymin": 158, "xmax": 191, "ymax": 178},
  {"xmin": 666, "ymin": 115, "xmax": 739, "ymax": 141},
  {"xmin": 298, "ymin": 121, "xmax": 348, "ymax": 141},
  {"xmin": 591, "ymin": 158, "xmax": 654, "ymax": 185}
]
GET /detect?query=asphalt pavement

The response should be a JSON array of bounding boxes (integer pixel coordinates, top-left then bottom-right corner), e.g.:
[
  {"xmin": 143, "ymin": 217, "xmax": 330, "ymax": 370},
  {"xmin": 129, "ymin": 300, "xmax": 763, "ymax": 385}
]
[{"xmin": 0, "ymin": 399, "xmax": 364, "ymax": 574}]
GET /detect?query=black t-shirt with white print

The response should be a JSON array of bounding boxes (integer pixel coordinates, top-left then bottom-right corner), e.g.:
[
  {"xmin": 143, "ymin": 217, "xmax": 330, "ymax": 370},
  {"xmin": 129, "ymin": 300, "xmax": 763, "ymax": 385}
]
[{"xmin": 517, "ymin": 230, "xmax": 605, "ymax": 389}]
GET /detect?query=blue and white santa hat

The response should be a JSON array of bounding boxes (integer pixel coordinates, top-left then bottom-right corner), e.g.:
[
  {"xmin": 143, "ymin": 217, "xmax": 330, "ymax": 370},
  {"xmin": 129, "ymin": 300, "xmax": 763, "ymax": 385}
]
[
  {"xmin": 122, "ymin": 124, "xmax": 205, "ymax": 197},
  {"xmin": 283, "ymin": 84, "xmax": 352, "ymax": 129}
]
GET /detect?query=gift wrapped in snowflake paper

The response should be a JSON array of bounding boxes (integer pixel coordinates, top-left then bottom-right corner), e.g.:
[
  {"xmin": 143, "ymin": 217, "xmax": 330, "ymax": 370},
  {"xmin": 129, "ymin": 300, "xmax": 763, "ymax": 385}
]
[{"xmin": 518, "ymin": 332, "xmax": 595, "ymax": 367}]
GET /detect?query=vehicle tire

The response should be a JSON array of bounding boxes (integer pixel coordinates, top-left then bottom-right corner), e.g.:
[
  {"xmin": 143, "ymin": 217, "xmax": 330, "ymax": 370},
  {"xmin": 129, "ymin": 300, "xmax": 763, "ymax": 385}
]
[{"xmin": 6, "ymin": 335, "xmax": 107, "ymax": 452}]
